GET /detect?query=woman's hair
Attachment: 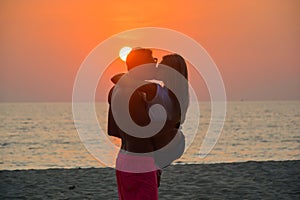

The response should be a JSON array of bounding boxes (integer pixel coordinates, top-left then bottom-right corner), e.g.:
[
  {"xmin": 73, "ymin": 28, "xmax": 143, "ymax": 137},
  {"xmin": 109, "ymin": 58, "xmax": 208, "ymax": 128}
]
[
  {"xmin": 160, "ymin": 54, "xmax": 189, "ymax": 123},
  {"xmin": 160, "ymin": 54, "xmax": 188, "ymax": 79}
]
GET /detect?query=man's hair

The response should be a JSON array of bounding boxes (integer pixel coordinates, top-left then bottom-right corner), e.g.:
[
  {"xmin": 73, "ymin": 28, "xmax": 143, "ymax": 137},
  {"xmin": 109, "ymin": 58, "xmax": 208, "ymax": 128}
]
[{"xmin": 126, "ymin": 48, "xmax": 156, "ymax": 71}]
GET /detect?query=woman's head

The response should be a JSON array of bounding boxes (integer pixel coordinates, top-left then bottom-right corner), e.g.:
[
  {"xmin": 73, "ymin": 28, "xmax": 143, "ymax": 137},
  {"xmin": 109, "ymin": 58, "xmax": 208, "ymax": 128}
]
[{"xmin": 160, "ymin": 54, "xmax": 188, "ymax": 80}]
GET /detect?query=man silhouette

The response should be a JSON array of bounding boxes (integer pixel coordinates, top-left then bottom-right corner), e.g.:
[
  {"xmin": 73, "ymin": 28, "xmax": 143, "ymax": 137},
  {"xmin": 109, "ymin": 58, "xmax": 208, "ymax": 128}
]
[{"xmin": 108, "ymin": 48, "xmax": 159, "ymax": 200}]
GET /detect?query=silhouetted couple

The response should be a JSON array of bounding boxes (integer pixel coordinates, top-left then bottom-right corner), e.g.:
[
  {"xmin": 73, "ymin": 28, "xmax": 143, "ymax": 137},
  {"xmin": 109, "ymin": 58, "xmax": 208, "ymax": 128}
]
[{"xmin": 107, "ymin": 48, "xmax": 189, "ymax": 200}]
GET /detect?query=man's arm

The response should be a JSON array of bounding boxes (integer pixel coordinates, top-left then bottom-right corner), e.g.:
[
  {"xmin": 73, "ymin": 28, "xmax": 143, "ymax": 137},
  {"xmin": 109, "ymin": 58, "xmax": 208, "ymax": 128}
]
[{"xmin": 107, "ymin": 87, "xmax": 121, "ymax": 138}]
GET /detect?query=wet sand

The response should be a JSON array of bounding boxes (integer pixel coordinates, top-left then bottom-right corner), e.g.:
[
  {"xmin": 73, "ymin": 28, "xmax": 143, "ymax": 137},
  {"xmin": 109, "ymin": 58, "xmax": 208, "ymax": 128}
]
[{"xmin": 1, "ymin": 160, "xmax": 299, "ymax": 199}]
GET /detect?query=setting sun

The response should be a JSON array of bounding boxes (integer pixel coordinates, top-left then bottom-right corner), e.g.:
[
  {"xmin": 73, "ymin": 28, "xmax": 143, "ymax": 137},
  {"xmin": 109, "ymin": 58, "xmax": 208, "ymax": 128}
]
[{"xmin": 119, "ymin": 46, "xmax": 132, "ymax": 61}]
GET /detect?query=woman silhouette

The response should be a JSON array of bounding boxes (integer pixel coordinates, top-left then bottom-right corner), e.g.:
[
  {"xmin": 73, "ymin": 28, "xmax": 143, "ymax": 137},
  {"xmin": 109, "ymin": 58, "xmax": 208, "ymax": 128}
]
[{"xmin": 150, "ymin": 54, "xmax": 189, "ymax": 186}]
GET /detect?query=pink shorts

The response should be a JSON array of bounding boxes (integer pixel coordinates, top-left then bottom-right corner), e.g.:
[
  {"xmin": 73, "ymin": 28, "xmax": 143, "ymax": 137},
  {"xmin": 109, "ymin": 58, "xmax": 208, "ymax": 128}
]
[{"xmin": 116, "ymin": 152, "xmax": 158, "ymax": 200}]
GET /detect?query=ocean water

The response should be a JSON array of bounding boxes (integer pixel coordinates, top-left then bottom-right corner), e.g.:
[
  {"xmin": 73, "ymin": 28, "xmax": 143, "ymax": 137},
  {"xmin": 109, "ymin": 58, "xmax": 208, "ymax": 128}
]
[{"xmin": 0, "ymin": 101, "xmax": 299, "ymax": 170}]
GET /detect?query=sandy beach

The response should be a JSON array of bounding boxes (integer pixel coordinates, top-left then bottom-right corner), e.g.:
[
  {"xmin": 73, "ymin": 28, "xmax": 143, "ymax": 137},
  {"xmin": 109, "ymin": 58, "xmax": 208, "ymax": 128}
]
[{"xmin": 1, "ymin": 160, "xmax": 299, "ymax": 199}]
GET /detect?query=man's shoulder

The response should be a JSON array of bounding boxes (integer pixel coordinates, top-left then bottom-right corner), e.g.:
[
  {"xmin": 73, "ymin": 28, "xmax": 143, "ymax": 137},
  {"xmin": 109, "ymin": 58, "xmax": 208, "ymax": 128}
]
[{"xmin": 108, "ymin": 86, "xmax": 116, "ymax": 104}]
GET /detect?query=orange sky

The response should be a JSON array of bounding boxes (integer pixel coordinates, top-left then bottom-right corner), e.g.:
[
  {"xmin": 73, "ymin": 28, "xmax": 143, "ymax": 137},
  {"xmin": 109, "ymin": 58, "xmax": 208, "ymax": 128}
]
[{"xmin": 0, "ymin": 0, "xmax": 299, "ymax": 101}]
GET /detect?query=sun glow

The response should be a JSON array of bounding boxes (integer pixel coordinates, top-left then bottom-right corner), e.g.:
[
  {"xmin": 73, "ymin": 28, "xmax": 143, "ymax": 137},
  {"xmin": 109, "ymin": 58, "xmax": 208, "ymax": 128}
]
[{"xmin": 119, "ymin": 46, "xmax": 132, "ymax": 61}]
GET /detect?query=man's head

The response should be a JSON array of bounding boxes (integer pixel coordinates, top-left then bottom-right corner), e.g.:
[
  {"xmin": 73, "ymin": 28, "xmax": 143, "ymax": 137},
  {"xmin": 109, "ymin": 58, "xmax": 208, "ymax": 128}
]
[{"xmin": 126, "ymin": 48, "xmax": 157, "ymax": 71}]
